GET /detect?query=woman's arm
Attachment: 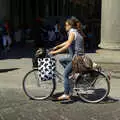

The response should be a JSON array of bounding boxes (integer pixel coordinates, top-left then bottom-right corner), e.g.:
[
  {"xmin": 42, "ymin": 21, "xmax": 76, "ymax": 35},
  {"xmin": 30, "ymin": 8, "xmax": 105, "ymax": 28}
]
[
  {"xmin": 50, "ymin": 32, "xmax": 75, "ymax": 54},
  {"xmin": 53, "ymin": 41, "xmax": 67, "ymax": 50}
]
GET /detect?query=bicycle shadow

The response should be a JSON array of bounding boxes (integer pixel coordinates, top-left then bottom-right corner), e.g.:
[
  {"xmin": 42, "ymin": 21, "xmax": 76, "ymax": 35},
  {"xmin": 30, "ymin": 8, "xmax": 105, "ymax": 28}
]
[{"xmin": 50, "ymin": 92, "xmax": 119, "ymax": 104}]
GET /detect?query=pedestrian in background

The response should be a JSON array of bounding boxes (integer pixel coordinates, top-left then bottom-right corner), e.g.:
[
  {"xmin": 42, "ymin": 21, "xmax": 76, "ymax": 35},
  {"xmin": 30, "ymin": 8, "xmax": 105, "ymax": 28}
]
[
  {"xmin": 14, "ymin": 26, "xmax": 22, "ymax": 47},
  {"xmin": 2, "ymin": 20, "xmax": 12, "ymax": 51},
  {"xmin": 54, "ymin": 20, "xmax": 61, "ymax": 41}
]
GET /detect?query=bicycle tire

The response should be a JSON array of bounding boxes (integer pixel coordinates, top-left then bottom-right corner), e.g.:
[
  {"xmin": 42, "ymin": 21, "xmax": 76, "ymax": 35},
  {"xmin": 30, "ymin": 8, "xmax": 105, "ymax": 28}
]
[{"xmin": 23, "ymin": 69, "xmax": 55, "ymax": 100}]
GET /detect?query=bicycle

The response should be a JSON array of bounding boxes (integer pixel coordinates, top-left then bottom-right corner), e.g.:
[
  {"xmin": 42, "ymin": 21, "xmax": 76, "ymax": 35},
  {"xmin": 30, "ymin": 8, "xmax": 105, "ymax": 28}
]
[{"xmin": 23, "ymin": 50, "xmax": 111, "ymax": 103}]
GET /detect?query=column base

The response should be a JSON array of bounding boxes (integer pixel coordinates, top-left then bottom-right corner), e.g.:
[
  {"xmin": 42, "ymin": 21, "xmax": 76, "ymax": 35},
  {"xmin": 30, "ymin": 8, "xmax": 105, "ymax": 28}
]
[{"xmin": 99, "ymin": 41, "xmax": 120, "ymax": 49}]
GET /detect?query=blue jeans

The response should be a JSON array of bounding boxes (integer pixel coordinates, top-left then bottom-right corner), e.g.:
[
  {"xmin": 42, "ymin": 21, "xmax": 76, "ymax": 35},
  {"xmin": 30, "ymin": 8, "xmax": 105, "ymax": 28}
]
[{"xmin": 59, "ymin": 56, "xmax": 73, "ymax": 95}]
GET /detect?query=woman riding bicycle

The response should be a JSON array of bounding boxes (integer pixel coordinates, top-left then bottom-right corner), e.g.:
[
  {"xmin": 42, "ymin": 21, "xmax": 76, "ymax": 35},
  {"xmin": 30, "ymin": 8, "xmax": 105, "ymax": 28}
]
[{"xmin": 49, "ymin": 18, "xmax": 84, "ymax": 100}]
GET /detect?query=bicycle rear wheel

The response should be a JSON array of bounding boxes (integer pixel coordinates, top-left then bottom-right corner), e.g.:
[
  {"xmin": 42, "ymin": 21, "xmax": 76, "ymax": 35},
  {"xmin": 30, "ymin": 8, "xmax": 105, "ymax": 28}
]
[
  {"xmin": 75, "ymin": 70, "xmax": 110, "ymax": 103},
  {"xmin": 23, "ymin": 69, "xmax": 55, "ymax": 100}
]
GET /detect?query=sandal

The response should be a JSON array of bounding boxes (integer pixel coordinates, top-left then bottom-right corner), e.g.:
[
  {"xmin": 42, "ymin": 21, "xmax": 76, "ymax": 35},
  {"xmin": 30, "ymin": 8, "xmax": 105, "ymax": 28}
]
[{"xmin": 57, "ymin": 94, "xmax": 71, "ymax": 101}]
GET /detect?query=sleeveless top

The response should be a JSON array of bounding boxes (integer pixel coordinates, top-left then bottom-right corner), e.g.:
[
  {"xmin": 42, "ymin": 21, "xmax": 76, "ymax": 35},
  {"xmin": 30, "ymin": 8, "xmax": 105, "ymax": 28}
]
[{"xmin": 68, "ymin": 28, "xmax": 84, "ymax": 58}]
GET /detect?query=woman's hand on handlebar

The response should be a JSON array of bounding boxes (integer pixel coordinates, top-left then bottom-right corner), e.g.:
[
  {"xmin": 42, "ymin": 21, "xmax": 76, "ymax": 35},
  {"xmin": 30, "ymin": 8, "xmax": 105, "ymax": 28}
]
[
  {"xmin": 48, "ymin": 46, "xmax": 59, "ymax": 55},
  {"xmin": 52, "ymin": 46, "xmax": 58, "ymax": 50},
  {"xmin": 49, "ymin": 50, "xmax": 56, "ymax": 55}
]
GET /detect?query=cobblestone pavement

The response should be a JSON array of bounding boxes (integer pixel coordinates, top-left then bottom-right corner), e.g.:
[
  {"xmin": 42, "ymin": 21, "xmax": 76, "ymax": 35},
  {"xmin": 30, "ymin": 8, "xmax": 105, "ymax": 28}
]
[{"xmin": 0, "ymin": 46, "xmax": 120, "ymax": 120}]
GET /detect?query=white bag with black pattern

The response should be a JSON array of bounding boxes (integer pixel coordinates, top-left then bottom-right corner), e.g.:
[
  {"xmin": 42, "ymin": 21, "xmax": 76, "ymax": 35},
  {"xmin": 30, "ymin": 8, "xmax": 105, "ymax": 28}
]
[{"xmin": 38, "ymin": 58, "xmax": 56, "ymax": 81}]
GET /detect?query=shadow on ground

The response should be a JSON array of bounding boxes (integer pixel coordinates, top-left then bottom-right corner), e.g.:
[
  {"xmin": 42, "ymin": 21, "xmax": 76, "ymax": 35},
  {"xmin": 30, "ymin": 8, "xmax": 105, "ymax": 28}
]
[
  {"xmin": 50, "ymin": 92, "xmax": 119, "ymax": 104},
  {"xmin": 0, "ymin": 68, "xmax": 20, "ymax": 73},
  {"xmin": 0, "ymin": 43, "xmax": 99, "ymax": 60},
  {"xmin": 0, "ymin": 44, "xmax": 34, "ymax": 60}
]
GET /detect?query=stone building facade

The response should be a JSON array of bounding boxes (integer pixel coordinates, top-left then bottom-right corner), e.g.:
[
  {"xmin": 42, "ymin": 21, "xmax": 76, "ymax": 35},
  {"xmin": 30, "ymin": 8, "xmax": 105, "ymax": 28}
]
[{"xmin": 0, "ymin": 0, "xmax": 119, "ymax": 49}]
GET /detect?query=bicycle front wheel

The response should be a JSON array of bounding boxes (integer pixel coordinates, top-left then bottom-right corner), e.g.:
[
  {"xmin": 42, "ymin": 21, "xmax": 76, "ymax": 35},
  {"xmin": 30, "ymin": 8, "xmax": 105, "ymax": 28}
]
[
  {"xmin": 75, "ymin": 70, "xmax": 110, "ymax": 103},
  {"xmin": 23, "ymin": 69, "xmax": 55, "ymax": 100}
]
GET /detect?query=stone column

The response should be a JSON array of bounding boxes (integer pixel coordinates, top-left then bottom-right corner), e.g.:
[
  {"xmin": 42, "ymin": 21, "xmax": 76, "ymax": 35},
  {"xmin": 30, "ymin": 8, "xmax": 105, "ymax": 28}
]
[{"xmin": 100, "ymin": 0, "xmax": 120, "ymax": 49}]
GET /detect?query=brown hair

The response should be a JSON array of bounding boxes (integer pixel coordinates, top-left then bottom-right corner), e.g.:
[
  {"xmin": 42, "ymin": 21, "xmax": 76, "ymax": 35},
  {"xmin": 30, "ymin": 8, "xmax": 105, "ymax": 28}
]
[
  {"xmin": 66, "ymin": 18, "xmax": 86, "ymax": 38},
  {"xmin": 66, "ymin": 18, "xmax": 77, "ymax": 29},
  {"xmin": 71, "ymin": 18, "xmax": 86, "ymax": 38}
]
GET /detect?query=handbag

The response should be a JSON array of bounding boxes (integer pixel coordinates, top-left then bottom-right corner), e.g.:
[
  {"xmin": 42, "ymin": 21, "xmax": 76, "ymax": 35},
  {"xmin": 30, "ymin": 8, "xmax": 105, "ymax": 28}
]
[
  {"xmin": 72, "ymin": 54, "xmax": 93, "ymax": 73},
  {"xmin": 38, "ymin": 57, "xmax": 56, "ymax": 81}
]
